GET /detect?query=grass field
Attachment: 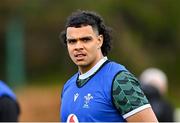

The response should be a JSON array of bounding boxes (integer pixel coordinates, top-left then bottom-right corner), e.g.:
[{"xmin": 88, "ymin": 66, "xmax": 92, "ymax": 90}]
[{"xmin": 16, "ymin": 85, "xmax": 61, "ymax": 122}]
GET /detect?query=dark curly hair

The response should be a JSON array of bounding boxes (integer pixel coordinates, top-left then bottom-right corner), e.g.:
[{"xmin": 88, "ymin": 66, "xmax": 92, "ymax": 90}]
[{"xmin": 60, "ymin": 10, "xmax": 112, "ymax": 56}]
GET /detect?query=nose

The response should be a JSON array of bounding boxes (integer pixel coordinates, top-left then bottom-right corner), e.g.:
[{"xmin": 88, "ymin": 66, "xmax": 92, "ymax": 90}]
[{"xmin": 75, "ymin": 41, "xmax": 83, "ymax": 50}]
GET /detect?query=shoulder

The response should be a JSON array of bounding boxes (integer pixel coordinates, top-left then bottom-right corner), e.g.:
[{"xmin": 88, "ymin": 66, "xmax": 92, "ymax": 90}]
[
  {"xmin": 101, "ymin": 61, "xmax": 128, "ymax": 77},
  {"xmin": 114, "ymin": 71, "xmax": 139, "ymax": 85},
  {"xmin": 0, "ymin": 81, "xmax": 16, "ymax": 101},
  {"xmin": 112, "ymin": 71, "xmax": 141, "ymax": 98},
  {"xmin": 61, "ymin": 72, "xmax": 78, "ymax": 94},
  {"xmin": 107, "ymin": 61, "xmax": 127, "ymax": 70},
  {"xmin": 64, "ymin": 73, "xmax": 78, "ymax": 85},
  {"xmin": 112, "ymin": 71, "xmax": 150, "ymax": 119}
]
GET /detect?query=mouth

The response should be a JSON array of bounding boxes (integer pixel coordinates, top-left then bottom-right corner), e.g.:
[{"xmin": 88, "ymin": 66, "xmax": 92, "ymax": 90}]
[{"xmin": 74, "ymin": 53, "xmax": 86, "ymax": 60}]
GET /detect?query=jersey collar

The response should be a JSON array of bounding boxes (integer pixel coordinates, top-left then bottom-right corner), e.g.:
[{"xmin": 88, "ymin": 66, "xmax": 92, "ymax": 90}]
[{"xmin": 78, "ymin": 57, "xmax": 108, "ymax": 80}]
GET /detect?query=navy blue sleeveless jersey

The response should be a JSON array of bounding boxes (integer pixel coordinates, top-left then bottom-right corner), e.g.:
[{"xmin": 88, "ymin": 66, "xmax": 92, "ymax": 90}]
[
  {"xmin": 0, "ymin": 80, "xmax": 16, "ymax": 101},
  {"xmin": 60, "ymin": 61, "xmax": 128, "ymax": 122}
]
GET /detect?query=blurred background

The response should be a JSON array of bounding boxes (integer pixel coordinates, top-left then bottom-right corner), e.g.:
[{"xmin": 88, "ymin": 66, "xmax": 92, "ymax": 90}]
[{"xmin": 0, "ymin": 0, "xmax": 179, "ymax": 121}]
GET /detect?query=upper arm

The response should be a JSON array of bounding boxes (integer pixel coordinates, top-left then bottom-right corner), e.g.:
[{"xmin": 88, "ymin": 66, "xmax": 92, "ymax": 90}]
[
  {"xmin": 112, "ymin": 71, "xmax": 158, "ymax": 122},
  {"xmin": 126, "ymin": 107, "xmax": 158, "ymax": 122}
]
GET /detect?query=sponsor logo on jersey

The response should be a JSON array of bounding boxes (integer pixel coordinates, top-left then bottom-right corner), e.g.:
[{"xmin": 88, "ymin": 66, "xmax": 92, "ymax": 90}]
[
  {"xmin": 74, "ymin": 93, "xmax": 79, "ymax": 102},
  {"xmin": 67, "ymin": 114, "xmax": 79, "ymax": 123}
]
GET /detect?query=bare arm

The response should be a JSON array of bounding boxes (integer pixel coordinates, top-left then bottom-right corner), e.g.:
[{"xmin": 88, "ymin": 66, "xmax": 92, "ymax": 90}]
[{"xmin": 126, "ymin": 107, "xmax": 158, "ymax": 122}]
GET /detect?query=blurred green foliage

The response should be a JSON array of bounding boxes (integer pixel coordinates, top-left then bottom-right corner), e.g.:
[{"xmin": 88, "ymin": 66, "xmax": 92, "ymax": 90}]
[{"xmin": 0, "ymin": 0, "xmax": 179, "ymax": 106}]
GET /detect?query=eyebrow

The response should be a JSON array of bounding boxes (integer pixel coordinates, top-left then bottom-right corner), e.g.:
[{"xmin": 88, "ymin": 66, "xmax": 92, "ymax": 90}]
[
  {"xmin": 67, "ymin": 36, "xmax": 93, "ymax": 41},
  {"xmin": 79, "ymin": 36, "xmax": 92, "ymax": 41}
]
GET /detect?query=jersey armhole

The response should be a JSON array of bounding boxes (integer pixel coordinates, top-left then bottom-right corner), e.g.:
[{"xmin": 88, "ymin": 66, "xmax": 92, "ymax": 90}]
[{"xmin": 111, "ymin": 70, "xmax": 127, "ymax": 114}]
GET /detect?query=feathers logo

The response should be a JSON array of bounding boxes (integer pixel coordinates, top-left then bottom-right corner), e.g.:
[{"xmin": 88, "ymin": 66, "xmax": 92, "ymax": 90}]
[{"xmin": 83, "ymin": 93, "xmax": 93, "ymax": 108}]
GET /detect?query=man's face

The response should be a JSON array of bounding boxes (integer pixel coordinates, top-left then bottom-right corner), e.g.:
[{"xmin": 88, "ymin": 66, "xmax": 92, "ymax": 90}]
[{"xmin": 66, "ymin": 25, "xmax": 103, "ymax": 73}]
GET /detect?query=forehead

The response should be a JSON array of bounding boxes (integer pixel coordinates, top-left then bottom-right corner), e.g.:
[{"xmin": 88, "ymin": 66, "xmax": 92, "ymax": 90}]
[{"xmin": 66, "ymin": 25, "xmax": 96, "ymax": 38}]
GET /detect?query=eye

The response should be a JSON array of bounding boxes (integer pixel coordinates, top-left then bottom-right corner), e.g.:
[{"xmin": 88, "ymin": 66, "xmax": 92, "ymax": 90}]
[
  {"xmin": 67, "ymin": 39, "xmax": 76, "ymax": 44},
  {"xmin": 81, "ymin": 37, "xmax": 92, "ymax": 42}
]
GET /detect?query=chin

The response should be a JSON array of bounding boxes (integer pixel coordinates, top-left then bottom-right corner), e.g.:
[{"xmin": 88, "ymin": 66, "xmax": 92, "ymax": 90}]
[
  {"xmin": 76, "ymin": 63, "xmax": 87, "ymax": 66},
  {"xmin": 75, "ymin": 61, "xmax": 88, "ymax": 66}
]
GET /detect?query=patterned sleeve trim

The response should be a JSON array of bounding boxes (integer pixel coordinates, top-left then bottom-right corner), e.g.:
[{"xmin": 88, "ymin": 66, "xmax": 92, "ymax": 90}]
[
  {"xmin": 112, "ymin": 71, "xmax": 149, "ymax": 118},
  {"xmin": 123, "ymin": 104, "xmax": 151, "ymax": 118}
]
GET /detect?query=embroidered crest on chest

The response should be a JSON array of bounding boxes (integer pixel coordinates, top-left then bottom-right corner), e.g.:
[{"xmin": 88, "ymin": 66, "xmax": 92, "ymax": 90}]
[{"xmin": 83, "ymin": 93, "xmax": 93, "ymax": 108}]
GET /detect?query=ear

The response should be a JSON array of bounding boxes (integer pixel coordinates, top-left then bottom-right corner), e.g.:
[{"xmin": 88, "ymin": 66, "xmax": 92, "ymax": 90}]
[{"xmin": 97, "ymin": 35, "xmax": 103, "ymax": 48}]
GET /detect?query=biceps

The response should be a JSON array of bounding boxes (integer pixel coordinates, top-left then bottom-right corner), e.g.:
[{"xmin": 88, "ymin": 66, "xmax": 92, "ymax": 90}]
[{"xmin": 126, "ymin": 107, "xmax": 158, "ymax": 122}]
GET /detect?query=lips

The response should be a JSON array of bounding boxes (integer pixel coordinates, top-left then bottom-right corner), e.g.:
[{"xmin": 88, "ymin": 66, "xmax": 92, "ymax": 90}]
[{"xmin": 74, "ymin": 53, "xmax": 86, "ymax": 60}]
